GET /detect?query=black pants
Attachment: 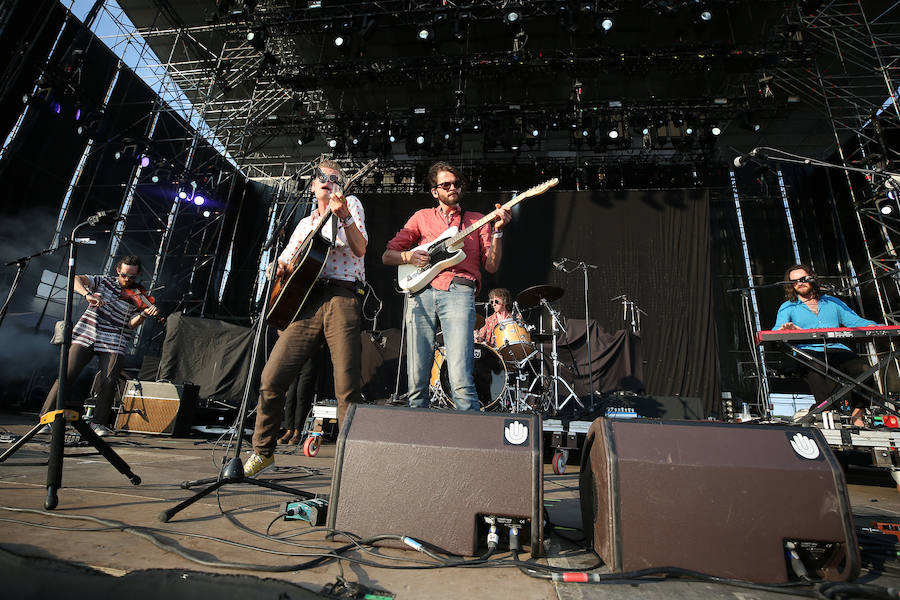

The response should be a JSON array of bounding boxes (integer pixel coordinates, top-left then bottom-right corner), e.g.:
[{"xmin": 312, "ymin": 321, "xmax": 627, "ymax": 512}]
[
  {"xmin": 40, "ymin": 343, "xmax": 122, "ymax": 426},
  {"xmin": 797, "ymin": 349, "xmax": 874, "ymax": 411},
  {"xmin": 283, "ymin": 347, "xmax": 322, "ymax": 430}
]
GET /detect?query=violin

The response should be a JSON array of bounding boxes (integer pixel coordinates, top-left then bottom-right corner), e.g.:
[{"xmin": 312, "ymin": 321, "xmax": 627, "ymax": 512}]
[{"xmin": 120, "ymin": 284, "xmax": 166, "ymax": 324}]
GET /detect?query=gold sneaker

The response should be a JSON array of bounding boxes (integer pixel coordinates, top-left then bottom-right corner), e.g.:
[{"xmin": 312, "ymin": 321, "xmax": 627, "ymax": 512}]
[{"xmin": 243, "ymin": 452, "xmax": 274, "ymax": 477}]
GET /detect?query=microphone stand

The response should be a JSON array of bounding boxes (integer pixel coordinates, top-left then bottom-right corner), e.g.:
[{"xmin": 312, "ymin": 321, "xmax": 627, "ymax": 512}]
[
  {"xmin": 0, "ymin": 218, "xmax": 141, "ymax": 509},
  {"xmin": 0, "ymin": 246, "xmax": 61, "ymax": 329},
  {"xmin": 557, "ymin": 258, "xmax": 597, "ymax": 400},
  {"xmin": 726, "ymin": 279, "xmax": 791, "ymax": 421},
  {"xmin": 158, "ymin": 176, "xmax": 318, "ymax": 523}
]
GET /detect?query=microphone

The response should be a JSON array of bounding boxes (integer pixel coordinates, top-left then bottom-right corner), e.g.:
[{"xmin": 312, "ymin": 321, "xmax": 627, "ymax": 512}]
[
  {"xmin": 733, "ymin": 149, "xmax": 768, "ymax": 168},
  {"xmin": 553, "ymin": 259, "xmax": 567, "ymax": 271},
  {"xmin": 87, "ymin": 209, "xmax": 121, "ymax": 226}
]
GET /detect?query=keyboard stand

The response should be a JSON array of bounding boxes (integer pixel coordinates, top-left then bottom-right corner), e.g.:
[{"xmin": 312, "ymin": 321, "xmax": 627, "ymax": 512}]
[{"xmin": 774, "ymin": 342, "xmax": 900, "ymax": 424}]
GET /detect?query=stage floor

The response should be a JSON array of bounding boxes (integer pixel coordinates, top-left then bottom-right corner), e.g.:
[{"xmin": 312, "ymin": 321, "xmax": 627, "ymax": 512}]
[{"xmin": 2, "ymin": 412, "xmax": 900, "ymax": 600}]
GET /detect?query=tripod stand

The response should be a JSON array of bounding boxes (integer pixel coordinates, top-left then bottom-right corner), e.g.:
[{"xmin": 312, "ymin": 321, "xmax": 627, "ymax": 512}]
[{"xmin": 0, "ymin": 216, "xmax": 141, "ymax": 509}]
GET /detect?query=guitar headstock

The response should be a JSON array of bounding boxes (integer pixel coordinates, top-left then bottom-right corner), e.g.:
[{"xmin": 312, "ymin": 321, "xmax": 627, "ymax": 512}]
[
  {"xmin": 342, "ymin": 159, "xmax": 378, "ymax": 195},
  {"xmin": 523, "ymin": 178, "xmax": 559, "ymax": 197}
]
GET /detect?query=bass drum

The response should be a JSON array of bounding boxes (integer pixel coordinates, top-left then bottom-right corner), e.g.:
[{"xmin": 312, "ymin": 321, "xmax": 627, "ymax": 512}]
[{"xmin": 440, "ymin": 343, "xmax": 507, "ymax": 411}]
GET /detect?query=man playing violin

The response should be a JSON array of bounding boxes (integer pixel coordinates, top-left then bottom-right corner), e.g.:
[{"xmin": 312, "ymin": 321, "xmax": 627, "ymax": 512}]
[
  {"xmin": 243, "ymin": 159, "xmax": 367, "ymax": 478},
  {"xmin": 39, "ymin": 255, "xmax": 159, "ymax": 436}
]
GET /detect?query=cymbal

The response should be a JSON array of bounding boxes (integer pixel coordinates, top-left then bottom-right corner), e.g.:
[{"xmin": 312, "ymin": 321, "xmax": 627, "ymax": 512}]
[{"xmin": 516, "ymin": 285, "xmax": 564, "ymax": 309}]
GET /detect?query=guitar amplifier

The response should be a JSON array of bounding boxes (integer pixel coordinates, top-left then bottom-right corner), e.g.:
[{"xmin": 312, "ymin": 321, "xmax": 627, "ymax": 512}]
[{"xmin": 115, "ymin": 381, "xmax": 199, "ymax": 436}]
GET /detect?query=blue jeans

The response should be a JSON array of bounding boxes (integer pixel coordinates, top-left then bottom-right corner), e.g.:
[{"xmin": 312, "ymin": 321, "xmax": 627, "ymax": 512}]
[{"xmin": 406, "ymin": 283, "xmax": 479, "ymax": 411}]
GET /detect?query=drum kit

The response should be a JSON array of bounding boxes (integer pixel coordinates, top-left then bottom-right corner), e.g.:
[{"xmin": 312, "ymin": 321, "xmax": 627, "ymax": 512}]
[{"xmin": 428, "ymin": 284, "xmax": 580, "ymax": 414}]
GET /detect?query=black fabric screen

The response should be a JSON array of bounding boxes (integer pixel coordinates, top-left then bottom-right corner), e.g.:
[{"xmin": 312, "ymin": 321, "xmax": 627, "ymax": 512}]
[
  {"xmin": 363, "ymin": 188, "xmax": 718, "ymax": 415},
  {"xmin": 157, "ymin": 312, "xmax": 254, "ymax": 405}
]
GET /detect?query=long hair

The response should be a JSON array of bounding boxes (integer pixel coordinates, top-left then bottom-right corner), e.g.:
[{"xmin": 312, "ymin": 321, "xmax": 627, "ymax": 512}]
[
  {"xmin": 427, "ymin": 161, "xmax": 465, "ymax": 190},
  {"xmin": 783, "ymin": 263, "xmax": 821, "ymax": 301},
  {"xmin": 488, "ymin": 288, "xmax": 512, "ymax": 311}
]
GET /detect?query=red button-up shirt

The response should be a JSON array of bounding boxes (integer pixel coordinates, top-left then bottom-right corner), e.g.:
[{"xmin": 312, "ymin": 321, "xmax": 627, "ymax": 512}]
[{"xmin": 386, "ymin": 205, "xmax": 493, "ymax": 292}]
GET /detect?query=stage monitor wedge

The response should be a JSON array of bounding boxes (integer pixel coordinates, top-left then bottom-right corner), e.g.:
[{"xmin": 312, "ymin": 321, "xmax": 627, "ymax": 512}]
[
  {"xmin": 579, "ymin": 418, "xmax": 859, "ymax": 584},
  {"xmin": 327, "ymin": 405, "xmax": 543, "ymax": 557}
]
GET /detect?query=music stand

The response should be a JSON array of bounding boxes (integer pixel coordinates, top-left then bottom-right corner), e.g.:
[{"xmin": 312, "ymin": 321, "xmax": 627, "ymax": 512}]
[{"xmin": 0, "ymin": 216, "xmax": 141, "ymax": 509}]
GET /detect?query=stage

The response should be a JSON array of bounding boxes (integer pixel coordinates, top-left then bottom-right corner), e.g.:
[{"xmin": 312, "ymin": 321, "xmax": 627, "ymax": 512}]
[{"xmin": 2, "ymin": 412, "xmax": 900, "ymax": 600}]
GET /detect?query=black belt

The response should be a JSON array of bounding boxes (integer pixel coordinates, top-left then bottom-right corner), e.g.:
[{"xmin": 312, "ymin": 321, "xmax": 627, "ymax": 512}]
[
  {"xmin": 317, "ymin": 278, "xmax": 357, "ymax": 291},
  {"xmin": 451, "ymin": 276, "xmax": 476, "ymax": 289}
]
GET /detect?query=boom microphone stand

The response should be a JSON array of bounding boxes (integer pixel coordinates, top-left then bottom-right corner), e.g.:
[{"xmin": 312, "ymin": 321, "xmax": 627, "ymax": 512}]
[
  {"xmin": 0, "ymin": 213, "xmax": 141, "ymax": 509},
  {"xmin": 158, "ymin": 175, "xmax": 318, "ymax": 523}
]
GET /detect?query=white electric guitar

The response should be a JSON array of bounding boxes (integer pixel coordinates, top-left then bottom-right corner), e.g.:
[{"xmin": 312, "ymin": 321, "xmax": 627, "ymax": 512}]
[{"xmin": 397, "ymin": 178, "xmax": 559, "ymax": 293}]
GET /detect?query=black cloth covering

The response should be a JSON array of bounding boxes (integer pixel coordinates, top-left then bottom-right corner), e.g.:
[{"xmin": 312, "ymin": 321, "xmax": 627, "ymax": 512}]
[
  {"xmin": 158, "ymin": 312, "xmax": 254, "ymax": 405},
  {"xmin": 538, "ymin": 319, "xmax": 644, "ymax": 398}
]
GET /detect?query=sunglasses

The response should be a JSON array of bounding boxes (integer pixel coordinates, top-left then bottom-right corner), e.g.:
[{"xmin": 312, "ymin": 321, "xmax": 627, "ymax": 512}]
[
  {"xmin": 434, "ymin": 181, "xmax": 462, "ymax": 191},
  {"xmin": 490, "ymin": 299, "xmax": 503, "ymax": 304},
  {"xmin": 790, "ymin": 276, "xmax": 811, "ymax": 285},
  {"xmin": 315, "ymin": 169, "xmax": 344, "ymax": 186}
]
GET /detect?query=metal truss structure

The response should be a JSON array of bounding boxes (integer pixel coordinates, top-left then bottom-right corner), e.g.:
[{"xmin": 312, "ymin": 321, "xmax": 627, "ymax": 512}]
[
  {"xmin": 115, "ymin": 0, "xmax": 813, "ymax": 179},
  {"xmin": 772, "ymin": 1, "xmax": 900, "ymax": 326}
]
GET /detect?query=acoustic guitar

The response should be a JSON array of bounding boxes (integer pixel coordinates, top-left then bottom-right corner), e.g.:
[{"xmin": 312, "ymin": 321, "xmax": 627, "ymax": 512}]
[{"xmin": 266, "ymin": 159, "xmax": 377, "ymax": 329}]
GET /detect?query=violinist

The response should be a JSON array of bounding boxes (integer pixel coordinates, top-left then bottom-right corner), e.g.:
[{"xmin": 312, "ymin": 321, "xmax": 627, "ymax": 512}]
[{"xmin": 38, "ymin": 255, "xmax": 159, "ymax": 437}]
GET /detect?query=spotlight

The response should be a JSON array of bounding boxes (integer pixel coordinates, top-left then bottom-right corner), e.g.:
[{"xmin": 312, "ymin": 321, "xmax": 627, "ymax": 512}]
[
  {"xmin": 608, "ymin": 129, "xmax": 618, "ymax": 139},
  {"xmin": 151, "ymin": 174, "xmax": 160, "ymax": 183},
  {"xmin": 328, "ymin": 138, "xmax": 337, "ymax": 148},
  {"xmin": 581, "ymin": 129, "xmax": 589, "ymax": 137},
  {"xmin": 139, "ymin": 155, "xmax": 151, "ymax": 168},
  {"xmin": 194, "ymin": 195, "xmax": 205, "ymax": 206},
  {"xmin": 416, "ymin": 134, "xmax": 425, "ymax": 145},
  {"xmin": 246, "ymin": 28, "xmax": 266, "ymax": 50},
  {"xmin": 700, "ymin": 10, "xmax": 712, "ymax": 21},
  {"xmin": 504, "ymin": 11, "xmax": 520, "ymax": 24},
  {"xmin": 877, "ymin": 198, "xmax": 894, "ymax": 215},
  {"xmin": 711, "ymin": 126, "xmax": 721, "ymax": 136},
  {"xmin": 334, "ymin": 35, "xmax": 345, "ymax": 47},
  {"xmin": 417, "ymin": 27, "xmax": 434, "ymax": 42},
  {"xmin": 389, "ymin": 133, "xmax": 397, "ymax": 143},
  {"xmin": 531, "ymin": 128, "xmax": 540, "ymax": 137},
  {"xmin": 203, "ymin": 210, "xmax": 211, "ymax": 218},
  {"xmin": 599, "ymin": 17, "xmax": 613, "ymax": 31},
  {"xmin": 178, "ymin": 190, "xmax": 188, "ymax": 200}
]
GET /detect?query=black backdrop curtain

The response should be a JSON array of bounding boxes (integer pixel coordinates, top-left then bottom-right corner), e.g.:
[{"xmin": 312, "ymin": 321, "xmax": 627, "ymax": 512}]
[{"xmin": 363, "ymin": 188, "xmax": 718, "ymax": 415}]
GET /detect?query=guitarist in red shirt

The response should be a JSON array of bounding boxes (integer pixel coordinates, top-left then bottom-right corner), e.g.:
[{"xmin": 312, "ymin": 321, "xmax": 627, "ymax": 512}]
[
  {"xmin": 383, "ymin": 162, "xmax": 510, "ymax": 411},
  {"xmin": 244, "ymin": 159, "xmax": 367, "ymax": 477}
]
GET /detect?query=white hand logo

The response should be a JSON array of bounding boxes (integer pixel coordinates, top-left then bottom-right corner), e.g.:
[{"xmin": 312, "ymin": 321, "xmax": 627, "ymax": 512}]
[
  {"xmin": 789, "ymin": 433, "xmax": 820, "ymax": 460},
  {"xmin": 504, "ymin": 420, "xmax": 528, "ymax": 445}
]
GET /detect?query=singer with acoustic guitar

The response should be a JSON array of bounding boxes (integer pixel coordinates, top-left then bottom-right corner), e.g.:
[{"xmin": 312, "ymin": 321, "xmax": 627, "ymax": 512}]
[
  {"xmin": 383, "ymin": 162, "xmax": 511, "ymax": 411},
  {"xmin": 243, "ymin": 159, "xmax": 367, "ymax": 478},
  {"xmin": 38, "ymin": 255, "xmax": 160, "ymax": 437}
]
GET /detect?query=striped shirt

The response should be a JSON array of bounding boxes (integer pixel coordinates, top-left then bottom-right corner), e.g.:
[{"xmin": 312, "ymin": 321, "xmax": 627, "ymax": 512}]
[
  {"xmin": 71, "ymin": 275, "xmax": 140, "ymax": 355},
  {"xmin": 278, "ymin": 195, "xmax": 367, "ymax": 283}
]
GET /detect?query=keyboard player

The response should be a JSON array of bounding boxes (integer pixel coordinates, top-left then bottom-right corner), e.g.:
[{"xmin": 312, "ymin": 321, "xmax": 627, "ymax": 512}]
[{"xmin": 774, "ymin": 264, "xmax": 879, "ymax": 426}]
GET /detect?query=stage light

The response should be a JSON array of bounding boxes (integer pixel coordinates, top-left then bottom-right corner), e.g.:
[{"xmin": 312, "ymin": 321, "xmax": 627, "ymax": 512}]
[
  {"xmin": 328, "ymin": 138, "xmax": 337, "ymax": 148},
  {"xmin": 140, "ymin": 155, "xmax": 151, "ymax": 168},
  {"xmin": 389, "ymin": 133, "xmax": 397, "ymax": 143},
  {"xmin": 416, "ymin": 134, "xmax": 425, "ymax": 144},
  {"xmin": 417, "ymin": 28, "xmax": 434, "ymax": 42},
  {"xmin": 246, "ymin": 28, "xmax": 266, "ymax": 50},
  {"xmin": 608, "ymin": 129, "xmax": 619, "ymax": 139},
  {"xmin": 194, "ymin": 195, "xmax": 205, "ymax": 206},
  {"xmin": 599, "ymin": 17, "xmax": 613, "ymax": 31},
  {"xmin": 700, "ymin": 11, "xmax": 712, "ymax": 21},
  {"xmin": 531, "ymin": 128, "xmax": 540, "ymax": 137},
  {"xmin": 178, "ymin": 190, "xmax": 188, "ymax": 200},
  {"xmin": 334, "ymin": 35, "xmax": 345, "ymax": 47},
  {"xmin": 710, "ymin": 125, "xmax": 722, "ymax": 136},
  {"xmin": 203, "ymin": 210, "xmax": 211, "ymax": 218}
]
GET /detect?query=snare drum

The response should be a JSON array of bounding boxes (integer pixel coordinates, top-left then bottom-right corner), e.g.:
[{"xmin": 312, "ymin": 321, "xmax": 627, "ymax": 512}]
[
  {"xmin": 493, "ymin": 319, "xmax": 534, "ymax": 362},
  {"xmin": 439, "ymin": 342, "xmax": 507, "ymax": 411}
]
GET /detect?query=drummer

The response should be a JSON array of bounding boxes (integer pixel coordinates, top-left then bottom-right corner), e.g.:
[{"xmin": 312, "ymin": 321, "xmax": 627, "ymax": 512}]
[{"xmin": 475, "ymin": 288, "xmax": 519, "ymax": 347}]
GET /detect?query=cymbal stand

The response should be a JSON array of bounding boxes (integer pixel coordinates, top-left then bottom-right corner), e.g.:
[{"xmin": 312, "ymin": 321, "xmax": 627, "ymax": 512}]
[{"xmin": 539, "ymin": 299, "xmax": 581, "ymax": 411}]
